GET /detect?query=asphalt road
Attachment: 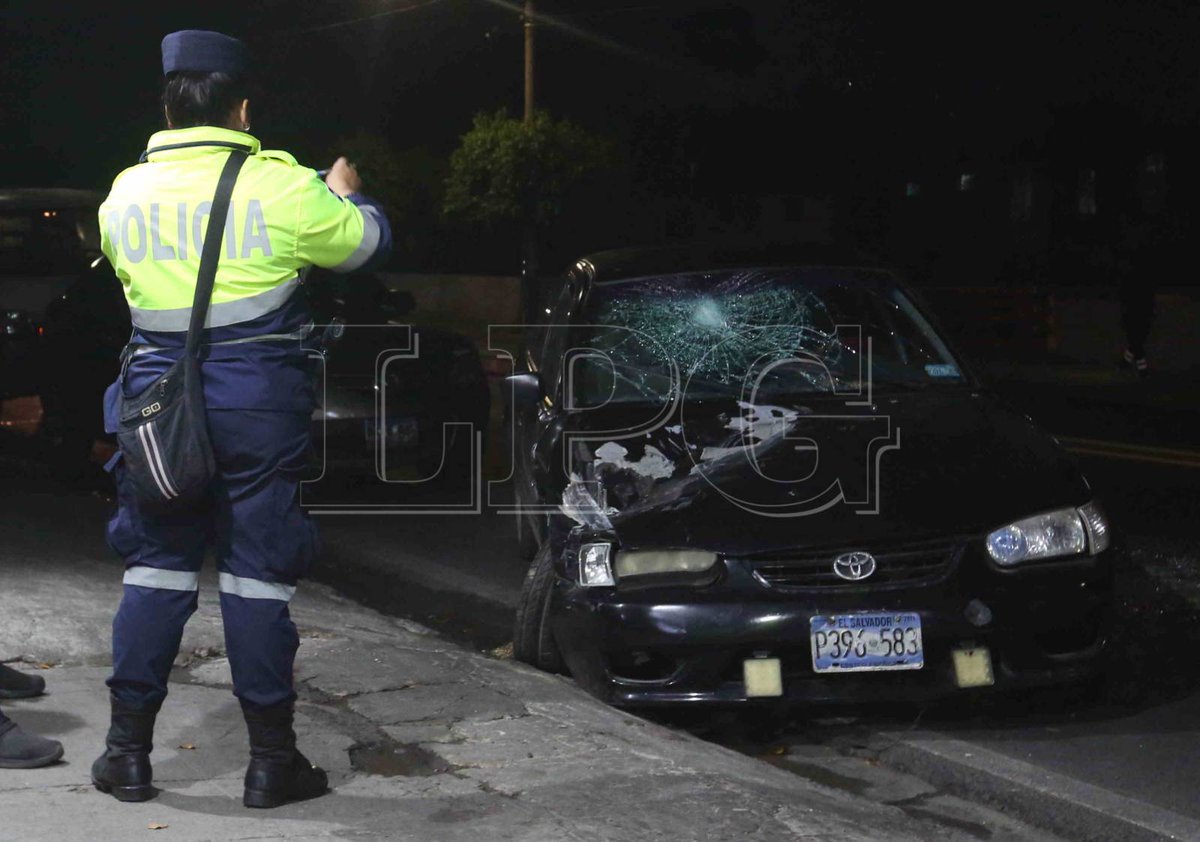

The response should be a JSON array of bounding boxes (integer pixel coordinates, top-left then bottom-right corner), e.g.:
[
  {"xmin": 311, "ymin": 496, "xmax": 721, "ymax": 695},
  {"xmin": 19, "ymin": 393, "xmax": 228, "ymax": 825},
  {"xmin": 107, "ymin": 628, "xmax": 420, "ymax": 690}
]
[
  {"xmin": 310, "ymin": 484, "xmax": 527, "ymax": 650},
  {"xmin": 849, "ymin": 371, "xmax": 1200, "ymax": 834},
  {"xmin": 764, "ymin": 445, "xmax": 1200, "ymax": 838}
]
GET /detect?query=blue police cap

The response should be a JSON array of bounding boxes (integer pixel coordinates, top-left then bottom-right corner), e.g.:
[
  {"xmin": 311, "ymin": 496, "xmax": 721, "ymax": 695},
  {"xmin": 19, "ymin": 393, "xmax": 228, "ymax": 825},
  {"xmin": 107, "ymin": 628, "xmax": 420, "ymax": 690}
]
[{"xmin": 161, "ymin": 30, "xmax": 249, "ymax": 77}]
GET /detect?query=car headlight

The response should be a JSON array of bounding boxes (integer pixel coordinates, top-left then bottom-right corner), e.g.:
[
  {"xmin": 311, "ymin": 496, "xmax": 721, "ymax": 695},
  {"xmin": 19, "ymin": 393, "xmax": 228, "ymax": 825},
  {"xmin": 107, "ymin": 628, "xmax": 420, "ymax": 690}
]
[
  {"xmin": 1078, "ymin": 500, "xmax": 1111, "ymax": 554},
  {"xmin": 578, "ymin": 543, "xmax": 615, "ymax": 586},
  {"xmin": 986, "ymin": 503, "xmax": 1109, "ymax": 566},
  {"xmin": 614, "ymin": 550, "xmax": 717, "ymax": 578}
]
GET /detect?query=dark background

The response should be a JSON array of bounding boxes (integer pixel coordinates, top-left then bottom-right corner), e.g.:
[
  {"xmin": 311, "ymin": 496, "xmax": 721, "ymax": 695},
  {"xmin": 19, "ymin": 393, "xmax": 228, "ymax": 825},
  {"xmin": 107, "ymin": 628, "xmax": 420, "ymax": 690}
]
[{"xmin": 5, "ymin": 0, "xmax": 1200, "ymax": 281}]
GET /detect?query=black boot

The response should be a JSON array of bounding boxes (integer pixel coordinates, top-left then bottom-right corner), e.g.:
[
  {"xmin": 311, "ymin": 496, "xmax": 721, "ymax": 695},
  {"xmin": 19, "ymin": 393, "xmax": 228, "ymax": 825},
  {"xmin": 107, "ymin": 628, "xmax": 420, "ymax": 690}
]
[
  {"xmin": 0, "ymin": 664, "xmax": 46, "ymax": 700},
  {"xmin": 0, "ymin": 718, "xmax": 64, "ymax": 768},
  {"xmin": 241, "ymin": 701, "xmax": 328, "ymax": 809},
  {"xmin": 91, "ymin": 696, "xmax": 158, "ymax": 802}
]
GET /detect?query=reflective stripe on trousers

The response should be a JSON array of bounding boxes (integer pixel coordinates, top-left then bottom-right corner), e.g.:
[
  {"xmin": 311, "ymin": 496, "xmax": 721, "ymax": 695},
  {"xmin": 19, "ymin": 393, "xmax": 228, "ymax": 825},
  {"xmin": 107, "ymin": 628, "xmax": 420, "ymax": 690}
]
[
  {"xmin": 122, "ymin": 568, "xmax": 295, "ymax": 602},
  {"xmin": 123, "ymin": 567, "xmax": 198, "ymax": 592},
  {"xmin": 106, "ymin": 409, "xmax": 316, "ymax": 711},
  {"xmin": 218, "ymin": 573, "xmax": 296, "ymax": 602}
]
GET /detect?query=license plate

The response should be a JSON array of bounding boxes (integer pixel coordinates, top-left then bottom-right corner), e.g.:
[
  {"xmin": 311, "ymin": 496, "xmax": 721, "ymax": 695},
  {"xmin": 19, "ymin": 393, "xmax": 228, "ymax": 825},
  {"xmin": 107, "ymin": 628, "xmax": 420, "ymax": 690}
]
[
  {"xmin": 810, "ymin": 612, "xmax": 924, "ymax": 673},
  {"xmin": 364, "ymin": 417, "xmax": 418, "ymax": 446}
]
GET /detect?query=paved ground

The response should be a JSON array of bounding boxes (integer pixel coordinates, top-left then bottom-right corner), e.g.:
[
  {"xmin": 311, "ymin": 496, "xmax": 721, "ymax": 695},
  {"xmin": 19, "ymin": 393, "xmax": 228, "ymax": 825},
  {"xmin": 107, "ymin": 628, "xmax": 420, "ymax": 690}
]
[{"xmin": 0, "ymin": 483, "xmax": 1056, "ymax": 842}]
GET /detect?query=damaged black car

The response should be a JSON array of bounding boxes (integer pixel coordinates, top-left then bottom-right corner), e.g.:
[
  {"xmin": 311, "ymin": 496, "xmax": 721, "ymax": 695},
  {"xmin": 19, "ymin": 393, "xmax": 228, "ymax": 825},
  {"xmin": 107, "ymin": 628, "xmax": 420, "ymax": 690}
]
[{"xmin": 507, "ymin": 244, "xmax": 1115, "ymax": 707}]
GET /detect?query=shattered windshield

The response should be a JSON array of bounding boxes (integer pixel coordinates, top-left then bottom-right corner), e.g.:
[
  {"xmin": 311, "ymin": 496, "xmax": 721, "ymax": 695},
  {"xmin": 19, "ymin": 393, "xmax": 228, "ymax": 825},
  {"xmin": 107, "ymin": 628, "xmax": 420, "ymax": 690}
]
[{"xmin": 571, "ymin": 267, "xmax": 964, "ymax": 406}]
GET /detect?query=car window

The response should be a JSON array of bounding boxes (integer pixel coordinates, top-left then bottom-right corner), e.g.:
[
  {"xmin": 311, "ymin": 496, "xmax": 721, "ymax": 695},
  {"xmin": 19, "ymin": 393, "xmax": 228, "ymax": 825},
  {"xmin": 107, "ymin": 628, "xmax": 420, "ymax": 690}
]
[
  {"xmin": 571, "ymin": 267, "xmax": 966, "ymax": 407},
  {"xmin": 0, "ymin": 210, "xmax": 99, "ymax": 276}
]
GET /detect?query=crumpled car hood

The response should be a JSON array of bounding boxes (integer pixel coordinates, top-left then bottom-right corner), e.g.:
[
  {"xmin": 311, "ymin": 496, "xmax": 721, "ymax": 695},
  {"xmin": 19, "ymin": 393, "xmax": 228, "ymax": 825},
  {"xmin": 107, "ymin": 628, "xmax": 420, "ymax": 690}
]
[{"xmin": 558, "ymin": 391, "xmax": 1089, "ymax": 555}]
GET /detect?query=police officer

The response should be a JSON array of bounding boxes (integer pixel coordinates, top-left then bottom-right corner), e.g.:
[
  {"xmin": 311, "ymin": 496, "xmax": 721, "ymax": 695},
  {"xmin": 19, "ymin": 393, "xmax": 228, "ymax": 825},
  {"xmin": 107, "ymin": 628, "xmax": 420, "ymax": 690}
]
[
  {"xmin": 0, "ymin": 665, "xmax": 63, "ymax": 769},
  {"xmin": 92, "ymin": 30, "xmax": 392, "ymax": 807}
]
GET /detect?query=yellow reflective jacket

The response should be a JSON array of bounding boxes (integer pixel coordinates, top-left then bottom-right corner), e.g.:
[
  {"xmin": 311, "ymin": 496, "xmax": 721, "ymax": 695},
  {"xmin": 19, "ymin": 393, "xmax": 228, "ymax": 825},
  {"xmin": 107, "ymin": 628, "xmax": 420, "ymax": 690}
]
[{"xmin": 100, "ymin": 126, "xmax": 383, "ymax": 332}]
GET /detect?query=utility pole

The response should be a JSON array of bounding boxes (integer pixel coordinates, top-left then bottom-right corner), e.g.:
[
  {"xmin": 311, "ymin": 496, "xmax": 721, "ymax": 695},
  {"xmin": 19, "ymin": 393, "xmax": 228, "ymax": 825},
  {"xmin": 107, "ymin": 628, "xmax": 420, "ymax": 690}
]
[
  {"xmin": 523, "ymin": 0, "xmax": 535, "ymax": 124},
  {"xmin": 521, "ymin": 0, "xmax": 539, "ymax": 325}
]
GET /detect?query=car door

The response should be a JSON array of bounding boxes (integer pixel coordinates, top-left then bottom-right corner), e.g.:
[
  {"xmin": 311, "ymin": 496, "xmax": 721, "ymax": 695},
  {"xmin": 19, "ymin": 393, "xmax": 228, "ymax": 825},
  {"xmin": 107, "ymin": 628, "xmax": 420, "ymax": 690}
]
[{"xmin": 512, "ymin": 270, "xmax": 583, "ymax": 536}]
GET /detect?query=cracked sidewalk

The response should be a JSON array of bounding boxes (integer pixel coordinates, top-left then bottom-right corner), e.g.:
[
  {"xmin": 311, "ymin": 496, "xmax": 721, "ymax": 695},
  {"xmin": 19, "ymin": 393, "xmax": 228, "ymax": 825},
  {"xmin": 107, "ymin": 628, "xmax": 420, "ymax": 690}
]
[{"xmin": 2, "ymin": 490, "xmax": 966, "ymax": 841}]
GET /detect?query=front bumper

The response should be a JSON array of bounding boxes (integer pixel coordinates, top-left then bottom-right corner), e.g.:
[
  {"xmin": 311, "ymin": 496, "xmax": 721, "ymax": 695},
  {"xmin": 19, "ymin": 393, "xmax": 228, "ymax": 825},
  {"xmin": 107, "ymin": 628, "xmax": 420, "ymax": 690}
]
[{"xmin": 549, "ymin": 550, "xmax": 1114, "ymax": 707}]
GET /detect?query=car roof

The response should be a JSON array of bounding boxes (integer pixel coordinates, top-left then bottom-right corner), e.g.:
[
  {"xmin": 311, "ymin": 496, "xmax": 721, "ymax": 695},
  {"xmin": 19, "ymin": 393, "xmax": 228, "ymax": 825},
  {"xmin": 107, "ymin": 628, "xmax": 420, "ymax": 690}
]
[
  {"xmin": 0, "ymin": 188, "xmax": 104, "ymax": 210},
  {"xmin": 574, "ymin": 240, "xmax": 891, "ymax": 285}
]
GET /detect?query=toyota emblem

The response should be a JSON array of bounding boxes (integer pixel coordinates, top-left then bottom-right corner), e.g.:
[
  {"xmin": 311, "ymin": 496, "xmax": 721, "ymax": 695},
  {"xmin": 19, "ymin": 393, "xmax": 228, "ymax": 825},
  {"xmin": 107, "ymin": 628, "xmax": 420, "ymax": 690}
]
[{"xmin": 833, "ymin": 552, "xmax": 877, "ymax": 581}]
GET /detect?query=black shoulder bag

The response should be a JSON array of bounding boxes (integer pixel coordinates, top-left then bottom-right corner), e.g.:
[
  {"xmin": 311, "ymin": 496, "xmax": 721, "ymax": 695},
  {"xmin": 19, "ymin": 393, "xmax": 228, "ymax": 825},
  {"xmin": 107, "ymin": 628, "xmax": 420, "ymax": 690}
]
[{"xmin": 115, "ymin": 150, "xmax": 248, "ymax": 509}]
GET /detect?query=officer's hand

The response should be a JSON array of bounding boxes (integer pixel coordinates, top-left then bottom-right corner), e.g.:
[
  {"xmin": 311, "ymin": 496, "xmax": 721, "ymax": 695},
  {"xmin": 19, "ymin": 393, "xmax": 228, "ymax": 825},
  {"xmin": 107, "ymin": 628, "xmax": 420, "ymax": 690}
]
[{"xmin": 324, "ymin": 157, "xmax": 362, "ymax": 197}]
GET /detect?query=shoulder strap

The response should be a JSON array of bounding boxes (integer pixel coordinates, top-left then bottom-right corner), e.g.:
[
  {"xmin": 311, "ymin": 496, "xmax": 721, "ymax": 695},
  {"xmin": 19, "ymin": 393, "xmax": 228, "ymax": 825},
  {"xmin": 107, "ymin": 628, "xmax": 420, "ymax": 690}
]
[{"xmin": 186, "ymin": 150, "xmax": 249, "ymax": 358}]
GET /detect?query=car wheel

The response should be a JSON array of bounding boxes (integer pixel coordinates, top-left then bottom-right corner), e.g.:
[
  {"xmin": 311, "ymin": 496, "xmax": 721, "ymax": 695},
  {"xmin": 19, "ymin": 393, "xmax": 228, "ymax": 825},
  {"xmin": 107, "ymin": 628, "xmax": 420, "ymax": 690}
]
[{"xmin": 512, "ymin": 543, "xmax": 566, "ymax": 674}]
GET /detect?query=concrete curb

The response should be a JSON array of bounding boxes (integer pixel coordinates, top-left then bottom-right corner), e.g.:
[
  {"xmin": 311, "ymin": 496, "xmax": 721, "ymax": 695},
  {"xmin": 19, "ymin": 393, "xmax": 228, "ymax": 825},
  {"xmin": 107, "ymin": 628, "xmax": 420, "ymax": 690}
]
[
  {"xmin": 0, "ymin": 485, "xmax": 939, "ymax": 841},
  {"xmin": 879, "ymin": 735, "xmax": 1200, "ymax": 842}
]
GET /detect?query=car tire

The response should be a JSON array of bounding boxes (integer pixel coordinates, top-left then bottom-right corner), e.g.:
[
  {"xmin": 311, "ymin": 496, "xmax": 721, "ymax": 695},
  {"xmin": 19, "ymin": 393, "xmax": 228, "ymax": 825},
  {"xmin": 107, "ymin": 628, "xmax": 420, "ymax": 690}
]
[{"xmin": 512, "ymin": 543, "xmax": 566, "ymax": 674}]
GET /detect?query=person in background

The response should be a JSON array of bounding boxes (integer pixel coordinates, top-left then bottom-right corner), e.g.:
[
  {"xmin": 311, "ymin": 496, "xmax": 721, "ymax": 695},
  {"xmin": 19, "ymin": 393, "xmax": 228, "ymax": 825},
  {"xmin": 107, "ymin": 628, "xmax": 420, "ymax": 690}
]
[
  {"xmin": 1115, "ymin": 210, "xmax": 1158, "ymax": 378},
  {"xmin": 0, "ymin": 664, "xmax": 64, "ymax": 768},
  {"xmin": 1117, "ymin": 153, "xmax": 1170, "ymax": 378}
]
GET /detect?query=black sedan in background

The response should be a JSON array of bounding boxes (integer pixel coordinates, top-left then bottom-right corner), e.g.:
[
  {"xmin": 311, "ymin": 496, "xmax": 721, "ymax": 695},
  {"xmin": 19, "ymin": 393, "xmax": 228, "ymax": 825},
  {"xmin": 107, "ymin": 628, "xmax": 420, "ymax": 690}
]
[
  {"xmin": 1, "ymin": 188, "xmax": 111, "ymax": 402},
  {"xmin": 302, "ymin": 268, "xmax": 490, "ymax": 484},
  {"xmin": 0, "ymin": 189, "xmax": 122, "ymax": 470},
  {"xmin": 0, "ymin": 187, "xmax": 488, "ymax": 487},
  {"xmin": 39, "ymin": 266, "xmax": 489, "ymax": 487},
  {"xmin": 508, "ymin": 243, "xmax": 1115, "ymax": 707},
  {"xmin": 0, "ymin": 190, "xmax": 105, "ymax": 352}
]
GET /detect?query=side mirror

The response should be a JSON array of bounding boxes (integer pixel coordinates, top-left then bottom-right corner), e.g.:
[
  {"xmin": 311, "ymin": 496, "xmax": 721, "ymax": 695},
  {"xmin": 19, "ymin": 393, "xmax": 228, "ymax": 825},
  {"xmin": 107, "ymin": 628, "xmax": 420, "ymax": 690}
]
[{"xmin": 506, "ymin": 372, "xmax": 544, "ymax": 408}]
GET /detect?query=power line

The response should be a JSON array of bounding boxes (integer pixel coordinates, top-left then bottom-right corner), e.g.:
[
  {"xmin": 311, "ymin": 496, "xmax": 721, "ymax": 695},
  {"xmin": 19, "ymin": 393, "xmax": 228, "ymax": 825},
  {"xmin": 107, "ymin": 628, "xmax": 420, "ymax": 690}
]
[
  {"xmin": 475, "ymin": 0, "xmax": 650, "ymax": 64},
  {"xmin": 276, "ymin": 0, "xmax": 447, "ymax": 36},
  {"xmin": 474, "ymin": 0, "xmax": 741, "ymax": 96},
  {"xmin": 558, "ymin": 4, "xmax": 675, "ymax": 18}
]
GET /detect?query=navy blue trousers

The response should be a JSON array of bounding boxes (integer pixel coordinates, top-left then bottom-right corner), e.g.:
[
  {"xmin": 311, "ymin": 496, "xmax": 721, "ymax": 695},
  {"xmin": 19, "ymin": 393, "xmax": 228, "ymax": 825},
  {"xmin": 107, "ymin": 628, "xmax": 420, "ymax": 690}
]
[{"xmin": 105, "ymin": 409, "xmax": 318, "ymax": 711}]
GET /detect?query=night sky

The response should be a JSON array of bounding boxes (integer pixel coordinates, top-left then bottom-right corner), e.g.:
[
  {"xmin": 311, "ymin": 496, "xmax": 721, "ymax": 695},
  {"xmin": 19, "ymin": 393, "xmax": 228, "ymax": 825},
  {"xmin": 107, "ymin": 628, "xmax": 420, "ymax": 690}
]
[{"xmin": 5, "ymin": 1, "xmax": 1200, "ymax": 199}]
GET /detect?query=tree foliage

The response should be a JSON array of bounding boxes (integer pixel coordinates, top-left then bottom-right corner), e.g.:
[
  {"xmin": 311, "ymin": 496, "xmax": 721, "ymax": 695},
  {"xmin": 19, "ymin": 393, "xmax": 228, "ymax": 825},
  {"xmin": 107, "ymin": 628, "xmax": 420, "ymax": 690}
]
[
  {"xmin": 329, "ymin": 134, "xmax": 445, "ymax": 226},
  {"xmin": 443, "ymin": 109, "xmax": 611, "ymax": 230},
  {"xmin": 326, "ymin": 133, "xmax": 449, "ymax": 268}
]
